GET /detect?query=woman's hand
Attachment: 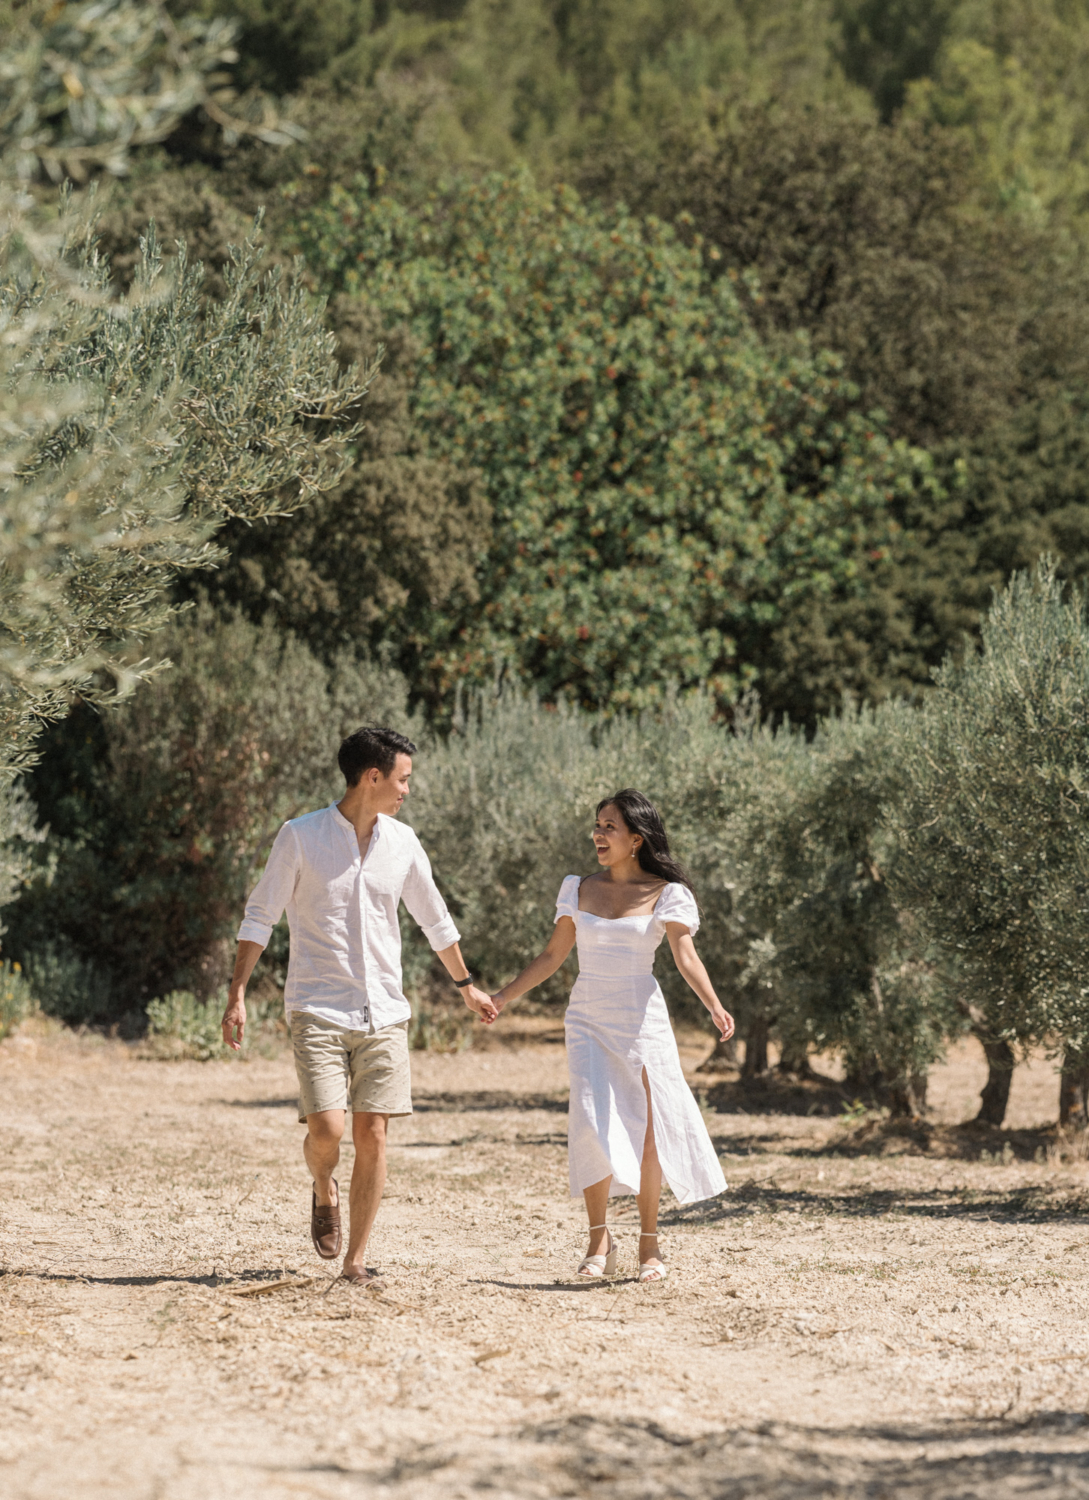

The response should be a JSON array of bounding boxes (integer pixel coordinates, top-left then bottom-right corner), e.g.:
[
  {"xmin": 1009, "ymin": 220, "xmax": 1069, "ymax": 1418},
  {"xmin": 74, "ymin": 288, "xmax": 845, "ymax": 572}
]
[
  {"xmin": 711, "ymin": 1005, "xmax": 735, "ymax": 1043},
  {"xmin": 490, "ymin": 989, "xmax": 510, "ymax": 1016}
]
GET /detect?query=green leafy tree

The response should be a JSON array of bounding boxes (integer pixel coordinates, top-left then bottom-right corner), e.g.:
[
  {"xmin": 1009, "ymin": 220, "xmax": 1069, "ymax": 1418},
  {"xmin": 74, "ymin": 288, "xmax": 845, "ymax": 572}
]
[
  {"xmin": 200, "ymin": 302, "xmax": 492, "ymax": 664},
  {"xmin": 834, "ymin": 0, "xmax": 957, "ymax": 119},
  {"xmin": 576, "ymin": 103, "xmax": 1085, "ymax": 450},
  {"xmin": 902, "ymin": 2, "xmax": 1089, "ymax": 229},
  {"xmin": 889, "ymin": 562, "xmax": 1089, "ymax": 1126},
  {"xmin": 289, "ymin": 172, "xmax": 928, "ymax": 720},
  {"xmin": 165, "ymin": 0, "xmax": 858, "ymax": 172},
  {"xmin": 576, "ymin": 101, "xmax": 1089, "ymax": 703}
]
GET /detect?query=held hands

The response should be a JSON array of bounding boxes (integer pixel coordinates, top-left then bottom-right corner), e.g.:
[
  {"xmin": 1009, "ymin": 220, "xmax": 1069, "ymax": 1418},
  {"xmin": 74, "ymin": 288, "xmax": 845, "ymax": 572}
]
[
  {"xmin": 221, "ymin": 988, "xmax": 246, "ymax": 1051},
  {"xmin": 461, "ymin": 984, "xmax": 499, "ymax": 1024}
]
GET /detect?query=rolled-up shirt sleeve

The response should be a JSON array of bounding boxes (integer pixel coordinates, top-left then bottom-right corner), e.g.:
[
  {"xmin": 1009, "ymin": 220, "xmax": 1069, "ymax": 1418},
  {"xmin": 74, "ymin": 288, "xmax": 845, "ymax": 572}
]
[
  {"xmin": 401, "ymin": 837, "xmax": 460, "ymax": 952},
  {"xmin": 237, "ymin": 822, "xmax": 299, "ymax": 947}
]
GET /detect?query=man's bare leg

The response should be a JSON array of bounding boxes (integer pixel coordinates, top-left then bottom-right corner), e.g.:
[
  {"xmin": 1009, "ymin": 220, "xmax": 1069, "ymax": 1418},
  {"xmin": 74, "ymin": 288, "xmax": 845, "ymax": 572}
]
[
  {"xmin": 341, "ymin": 1111, "xmax": 389, "ymax": 1280},
  {"xmin": 304, "ymin": 1110, "xmax": 345, "ymax": 1208}
]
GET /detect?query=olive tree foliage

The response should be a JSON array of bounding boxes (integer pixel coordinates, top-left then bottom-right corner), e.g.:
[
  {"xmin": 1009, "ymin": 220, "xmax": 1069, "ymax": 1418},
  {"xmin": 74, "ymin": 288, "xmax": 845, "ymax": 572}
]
[
  {"xmin": 723, "ymin": 703, "xmax": 956, "ymax": 1114},
  {"xmin": 405, "ymin": 685, "xmax": 960, "ymax": 1109},
  {"xmin": 888, "ymin": 562, "xmax": 1089, "ymax": 1126},
  {"xmin": 0, "ymin": 0, "xmax": 366, "ymax": 784},
  {"xmin": 404, "ymin": 689, "xmax": 740, "ymax": 1015}
]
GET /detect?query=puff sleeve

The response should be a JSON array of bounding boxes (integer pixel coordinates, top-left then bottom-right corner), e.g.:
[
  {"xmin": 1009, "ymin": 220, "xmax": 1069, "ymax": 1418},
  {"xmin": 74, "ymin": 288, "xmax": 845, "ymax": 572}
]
[
  {"xmin": 656, "ymin": 882, "xmax": 699, "ymax": 935},
  {"xmin": 555, "ymin": 875, "xmax": 581, "ymax": 923}
]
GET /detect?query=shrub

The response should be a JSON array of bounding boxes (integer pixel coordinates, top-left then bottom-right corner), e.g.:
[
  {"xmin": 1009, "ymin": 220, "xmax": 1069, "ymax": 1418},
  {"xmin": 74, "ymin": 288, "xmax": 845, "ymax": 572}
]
[
  {"xmin": 144, "ymin": 988, "xmax": 284, "ymax": 1059},
  {"xmin": 407, "ymin": 997, "xmax": 476, "ymax": 1054},
  {"xmin": 145, "ymin": 991, "xmax": 228, "ymax": 1061},
  {"xmin": 8, "ymin": 606, "xmax": 418, "ymax": 1018},
  {"xmin": 405, "ymin": 687, "xmax": 746, "ymax": 1032},
  {"xmin": 19, "ymin": 942, "xmax": 117, "ymax": 1028},
  {"xmin": 0, "ymin": 961, "xmax": 35, "ymax": 1041}
]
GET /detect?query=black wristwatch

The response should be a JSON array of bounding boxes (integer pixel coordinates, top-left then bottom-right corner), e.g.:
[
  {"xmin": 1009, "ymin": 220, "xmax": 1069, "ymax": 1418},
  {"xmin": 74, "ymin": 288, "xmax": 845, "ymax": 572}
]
[{"xmin": 453, "ymin": 974, "xmax": 475, "ymax": 988}]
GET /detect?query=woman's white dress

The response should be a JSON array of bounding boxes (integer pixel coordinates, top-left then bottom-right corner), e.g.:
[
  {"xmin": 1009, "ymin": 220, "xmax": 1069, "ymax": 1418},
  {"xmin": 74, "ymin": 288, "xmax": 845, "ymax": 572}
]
[{"xmin": 557, "ymin": 875, "xmax": 726, "ymax": 1206}]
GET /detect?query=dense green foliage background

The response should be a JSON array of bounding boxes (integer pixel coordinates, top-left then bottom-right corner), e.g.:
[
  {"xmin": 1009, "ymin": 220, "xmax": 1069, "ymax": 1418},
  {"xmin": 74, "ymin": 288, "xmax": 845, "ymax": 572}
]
[{"xmin": 8, "ymin": 0, "xmax": 1089, "ymax": 1124}]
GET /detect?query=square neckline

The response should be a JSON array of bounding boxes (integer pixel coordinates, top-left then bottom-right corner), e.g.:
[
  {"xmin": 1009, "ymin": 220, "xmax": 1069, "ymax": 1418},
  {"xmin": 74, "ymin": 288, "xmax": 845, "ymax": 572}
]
[{"xmin": 574, "ymin": 875, "xmax": 668, "ymax": 922}]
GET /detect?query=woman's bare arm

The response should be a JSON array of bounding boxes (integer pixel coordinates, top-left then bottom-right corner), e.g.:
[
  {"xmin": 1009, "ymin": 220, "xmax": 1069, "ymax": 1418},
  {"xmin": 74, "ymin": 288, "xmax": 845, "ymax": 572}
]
[
  {"xmin": 666, "ymin": 924, "xmax": 735, "ymax": 1041},
  {"xmin": 492, "ymin": 917, "xmax": 577, "ymax": 1013}
]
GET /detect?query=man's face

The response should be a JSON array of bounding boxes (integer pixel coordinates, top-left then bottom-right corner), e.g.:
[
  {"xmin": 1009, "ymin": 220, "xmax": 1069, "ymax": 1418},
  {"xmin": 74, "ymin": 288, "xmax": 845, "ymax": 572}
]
[{"xmin": 372, "ymin": 753, "xmax": 412, "ymax": 815}]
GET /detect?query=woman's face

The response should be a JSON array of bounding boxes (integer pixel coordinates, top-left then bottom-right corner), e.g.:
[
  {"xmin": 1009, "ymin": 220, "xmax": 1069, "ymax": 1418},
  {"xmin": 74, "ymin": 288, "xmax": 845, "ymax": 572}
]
[{"xmin": 593, "ymin": 803, "xmax": 642, "ymax": 868}]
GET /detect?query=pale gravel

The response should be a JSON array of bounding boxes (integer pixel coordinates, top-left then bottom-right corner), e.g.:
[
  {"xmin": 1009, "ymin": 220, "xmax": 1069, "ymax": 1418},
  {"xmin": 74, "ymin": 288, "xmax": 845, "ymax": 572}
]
[{"xmin": 0, "ymin": 1025, "xmax": 1087, "ymax": 1498}]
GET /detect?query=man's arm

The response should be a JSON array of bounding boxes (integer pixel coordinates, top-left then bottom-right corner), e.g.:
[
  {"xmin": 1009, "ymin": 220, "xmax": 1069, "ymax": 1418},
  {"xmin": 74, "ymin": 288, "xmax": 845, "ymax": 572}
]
[
  {"xmin": 402, "ymin": 839, "xmax": 496, "ymax": 1022},
  {"xmin": 222, "ymin": 940, "xmax": 264, "ymax": 1051},
  {"xmin": 221, "ymin": 822, "xmax": 297, "ymax": 1051},
  {"xmin": 434, "ymin": 942, "xmax": 498, "ymax": 1024}
]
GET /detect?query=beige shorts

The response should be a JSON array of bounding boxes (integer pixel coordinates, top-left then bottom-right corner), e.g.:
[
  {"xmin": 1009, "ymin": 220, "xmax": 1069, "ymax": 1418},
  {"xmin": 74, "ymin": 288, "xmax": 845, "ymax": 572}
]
[{"xmin": 289, "ymin": 1013, "xmax": 412, "ymax": 1122}]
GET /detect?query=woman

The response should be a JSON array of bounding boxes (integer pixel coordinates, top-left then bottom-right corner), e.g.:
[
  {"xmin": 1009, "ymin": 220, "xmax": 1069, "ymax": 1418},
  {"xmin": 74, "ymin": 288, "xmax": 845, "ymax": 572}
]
[{"xmin": 491, "ymin": 789, "xmax": 734, "ymax": 1282}]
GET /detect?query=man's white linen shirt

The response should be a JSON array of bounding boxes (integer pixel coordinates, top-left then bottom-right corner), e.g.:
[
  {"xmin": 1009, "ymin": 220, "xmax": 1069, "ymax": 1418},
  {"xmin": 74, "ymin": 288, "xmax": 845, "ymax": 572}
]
[{"xmin": 237, "ymin": 804, "xmax": 459, "ymax": 1032}]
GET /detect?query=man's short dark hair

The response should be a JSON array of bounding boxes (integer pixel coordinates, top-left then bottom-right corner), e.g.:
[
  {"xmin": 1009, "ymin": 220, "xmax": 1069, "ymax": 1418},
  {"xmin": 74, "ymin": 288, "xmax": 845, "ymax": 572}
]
[{"xmin": 338, "ymin": 727, "xmax": 417, "ymax": 786}]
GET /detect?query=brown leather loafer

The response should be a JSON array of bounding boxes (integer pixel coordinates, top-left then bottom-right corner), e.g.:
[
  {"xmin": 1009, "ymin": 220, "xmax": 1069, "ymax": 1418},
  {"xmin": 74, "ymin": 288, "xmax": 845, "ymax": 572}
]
[{"xmin": 310, "ymin": 1182, "xmax": 342, "ymax": 1260}]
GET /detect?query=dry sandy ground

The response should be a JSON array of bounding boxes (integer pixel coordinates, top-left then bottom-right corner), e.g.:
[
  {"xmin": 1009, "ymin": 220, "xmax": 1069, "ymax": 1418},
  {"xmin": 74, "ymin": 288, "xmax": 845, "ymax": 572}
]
[{"xmin": 2, "ymin": 1018, "xmax": 1089, "ymax": 1499}]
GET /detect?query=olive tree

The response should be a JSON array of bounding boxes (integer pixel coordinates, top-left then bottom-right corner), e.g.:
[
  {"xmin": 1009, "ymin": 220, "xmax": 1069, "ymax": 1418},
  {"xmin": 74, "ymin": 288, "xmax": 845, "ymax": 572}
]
[
  {"xmin": 0, "ymin": 0, "xmax": 365, "ymax": 779},
  {"xmin": 889, "ymin": 562, "xmax": 1089, "ymax": 1125},
  {"xmin": 720, "ymin": 702, "xmax": 955, "ymax": 1114}
]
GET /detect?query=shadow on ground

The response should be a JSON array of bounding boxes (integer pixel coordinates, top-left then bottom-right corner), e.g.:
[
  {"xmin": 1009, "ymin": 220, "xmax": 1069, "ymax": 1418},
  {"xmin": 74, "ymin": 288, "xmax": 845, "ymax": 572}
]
[
  {"xmin": 260, "ymin": 1413, "xmax": 1089, "ymax": 1499},
  {"xmin": 700, "ymin": 1069, "xmax": 850, "ymax": 1118},
  {"xmin": 663, "ymin": 1178, "xmax": 1089, "ymax": 1226},
  {"xmin": 414, "ymin": 1090, "xmax": 569, "ymax": 1114},
  {"xmin": 0, "ymin": 1266, "xmax": 308, "ymax": 1288}
]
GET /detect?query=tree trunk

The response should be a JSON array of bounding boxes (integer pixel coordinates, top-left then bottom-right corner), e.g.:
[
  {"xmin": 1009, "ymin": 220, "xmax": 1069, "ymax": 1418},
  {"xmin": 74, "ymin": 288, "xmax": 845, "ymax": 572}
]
[
  {"xmin": 696, "ymin": 1034, "xmax": 737, "ymax": 1073},
  {"xmin": 742, "ymin": 1011, "xmax": 770, "ymax": 1080},
  {"xmin": 884, "ymin": 1073, "xmax": 928, "ymax": 1120},
  {"xmin": 911, "ymin": 1071, "xmax": 929, "ymax": 1114},
  {"xmin": 1060, "ymin": 1050, "xmax": 1089, "ymax": 1127},
  {"xmin": 195, "ymin": 936, "xmax": 233, "ymax": 1001},
  {"xmin": 975, "ymin": 1034, "xmax": 1015, "ymax": 1126},
  {"xmin": 777, "ymin": 1039, "xmax": 812, "ymax": 1078}
]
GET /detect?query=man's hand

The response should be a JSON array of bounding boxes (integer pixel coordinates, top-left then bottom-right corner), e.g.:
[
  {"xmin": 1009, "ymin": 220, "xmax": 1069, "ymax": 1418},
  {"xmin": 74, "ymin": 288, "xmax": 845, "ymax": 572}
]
[
  {"xmin": 461, "ymin": 984, "xmax": 498, "ymax": 1024},
  {"xmin": 222, "ymin": 988, "xmax": 247, "ymax": 1051}
]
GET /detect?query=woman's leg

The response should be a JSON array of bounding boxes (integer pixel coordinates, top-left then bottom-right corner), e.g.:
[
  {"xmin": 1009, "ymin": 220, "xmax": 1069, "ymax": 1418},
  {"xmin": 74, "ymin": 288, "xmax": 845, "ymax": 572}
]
[
  {"xmin": 638, "ymin": 1068, "xmax": 664, "ymax": 1268},
  {"xmin": 582, "ymin": 1176, "xmax": 612, "ymax": 1258}
]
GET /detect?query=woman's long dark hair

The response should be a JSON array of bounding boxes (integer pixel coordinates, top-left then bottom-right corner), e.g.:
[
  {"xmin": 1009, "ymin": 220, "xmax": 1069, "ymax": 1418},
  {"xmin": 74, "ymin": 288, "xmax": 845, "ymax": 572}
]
[{"xmin": 596, "ymin": 789, "xmax": 695, "ymax": 893}]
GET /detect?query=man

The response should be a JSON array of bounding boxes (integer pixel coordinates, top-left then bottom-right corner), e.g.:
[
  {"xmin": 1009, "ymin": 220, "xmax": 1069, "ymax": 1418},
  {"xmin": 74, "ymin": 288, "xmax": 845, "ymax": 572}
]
[{"xmin": 221, "ymin": 726, "xmax": 496, "ymax": 1286}]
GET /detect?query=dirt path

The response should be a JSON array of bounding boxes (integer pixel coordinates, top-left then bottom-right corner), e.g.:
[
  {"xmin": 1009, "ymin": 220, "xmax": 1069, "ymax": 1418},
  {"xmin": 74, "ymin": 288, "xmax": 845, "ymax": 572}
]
[{"xmin": 2, "ymin": 1023, "xmax": 1089, "ymax": 1499}]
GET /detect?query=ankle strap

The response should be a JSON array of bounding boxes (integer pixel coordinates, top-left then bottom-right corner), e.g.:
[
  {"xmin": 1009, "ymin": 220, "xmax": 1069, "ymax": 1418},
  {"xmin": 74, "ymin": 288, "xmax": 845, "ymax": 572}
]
[
  {"xmin": 588, "ymin": 1224, "xmax": 607, "ymax": 1230},
  {"xmin": 639, "ymin": 1231, "xmax": 659, "ymax": 1236}
]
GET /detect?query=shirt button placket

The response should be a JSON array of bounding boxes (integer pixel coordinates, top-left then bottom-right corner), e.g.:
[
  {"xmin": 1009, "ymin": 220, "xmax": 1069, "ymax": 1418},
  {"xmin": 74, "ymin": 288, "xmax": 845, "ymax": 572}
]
[{"xmin": 358, "ymin": 835, "xmax": 371, "ymax": 1032}]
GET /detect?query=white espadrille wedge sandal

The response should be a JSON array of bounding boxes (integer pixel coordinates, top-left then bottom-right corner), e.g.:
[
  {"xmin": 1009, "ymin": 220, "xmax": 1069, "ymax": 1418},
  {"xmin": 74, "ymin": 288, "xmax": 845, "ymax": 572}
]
[
  {"xmin": 638, "ymin": 1230, "xmax": 669, "ymax": 1282},
  {"xmin": 576, "ymin": 1224, "xmax": 618, "ymax": 1277}
]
